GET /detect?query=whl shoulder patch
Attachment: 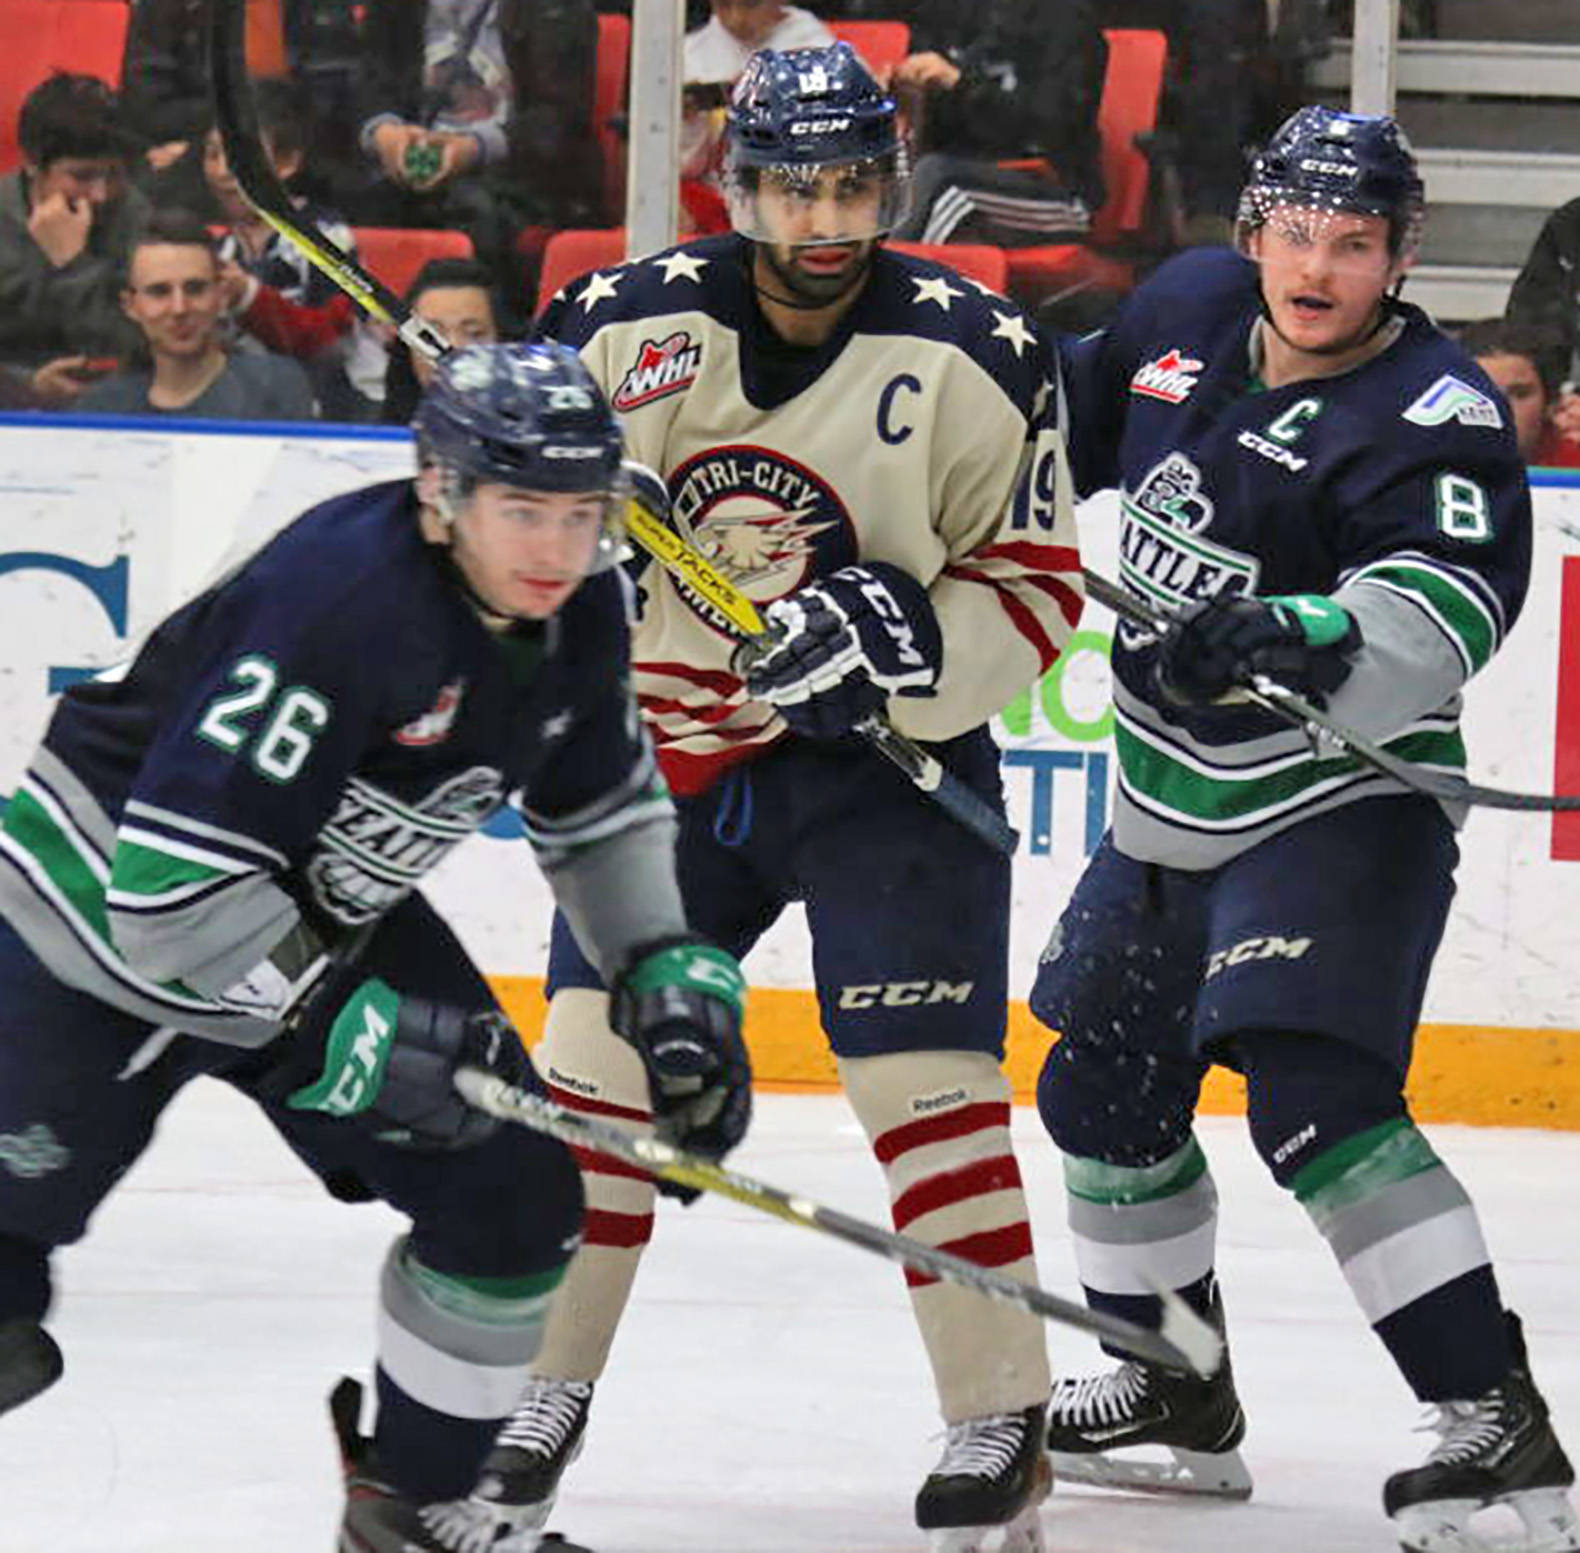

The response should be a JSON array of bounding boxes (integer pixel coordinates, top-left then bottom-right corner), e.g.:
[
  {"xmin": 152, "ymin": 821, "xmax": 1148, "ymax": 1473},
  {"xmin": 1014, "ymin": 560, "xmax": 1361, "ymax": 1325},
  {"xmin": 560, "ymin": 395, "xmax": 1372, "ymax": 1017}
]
[{"xmin": 1402, "ymin": 375, "xmax": 1502, "ymax": 430}]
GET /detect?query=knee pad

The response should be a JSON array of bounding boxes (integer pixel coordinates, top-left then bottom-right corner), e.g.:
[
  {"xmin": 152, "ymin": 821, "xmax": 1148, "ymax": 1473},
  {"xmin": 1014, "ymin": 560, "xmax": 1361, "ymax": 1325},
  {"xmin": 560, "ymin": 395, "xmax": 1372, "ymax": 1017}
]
[
  {"xmin": 379, "ymin": 1236, "xmax": 562, "ymax": 1421},
  {"xmin": 1238, "ymin": 1031, "xmax": 1407, "ymax": 1189},
  {"xmin": 839, "ymin": 1049, "xmax": 1032, "ymax": 1278},
  {"xmin": 840, "ymin": 1050, "xmax": 1014, "ymax": 1166},
  {"xmin": 1036, "ymin": 1030, "xmax": 1201, "ymax": 1165},
  {"xmin": 535, "ymin": 988, "xmax": 653, "ymax": 1116},
  {"xmin": 536, "ymin": 987, "xmax": 658, "ymax": 1251}
]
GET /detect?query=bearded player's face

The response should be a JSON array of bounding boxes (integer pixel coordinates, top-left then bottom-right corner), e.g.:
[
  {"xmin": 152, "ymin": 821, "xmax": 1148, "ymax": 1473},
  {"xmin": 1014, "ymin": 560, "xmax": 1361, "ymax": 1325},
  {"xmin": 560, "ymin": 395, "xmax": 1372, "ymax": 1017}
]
[{"xmin": 755, "ymin": 163, "xmax": 881, "ymax": 303}]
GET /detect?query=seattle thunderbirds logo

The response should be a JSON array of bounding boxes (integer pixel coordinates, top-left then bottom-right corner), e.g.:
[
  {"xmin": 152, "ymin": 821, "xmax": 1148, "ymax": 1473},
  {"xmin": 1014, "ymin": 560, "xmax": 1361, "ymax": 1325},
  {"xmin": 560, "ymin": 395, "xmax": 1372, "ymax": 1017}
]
[
  {"xmin": 664, "ymin": 445, "xmax": 856, "ymax": 633},
  {"xmin": 1118, "ymin": 452, "xmax": 1258, "ymax": 624}
]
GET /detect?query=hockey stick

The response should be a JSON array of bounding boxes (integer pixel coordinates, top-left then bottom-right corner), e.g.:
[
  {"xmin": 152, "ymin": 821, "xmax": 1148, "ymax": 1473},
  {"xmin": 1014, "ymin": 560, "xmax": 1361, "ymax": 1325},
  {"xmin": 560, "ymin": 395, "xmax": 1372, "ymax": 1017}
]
[
  {"xmin": 1082, "ymin": 567, "xmax": 1580, "ymax": 813},
  {"xmin": 622, "ymin": 499, "xmax": 1020, "ymax": 852},
  {"xmin": 206, "ymin": 0, "xmax": 1016, "ymax": 858},
  {"xmin": 454, "ymin": 1066, "xmax": 1224, "ymax": 1376}
]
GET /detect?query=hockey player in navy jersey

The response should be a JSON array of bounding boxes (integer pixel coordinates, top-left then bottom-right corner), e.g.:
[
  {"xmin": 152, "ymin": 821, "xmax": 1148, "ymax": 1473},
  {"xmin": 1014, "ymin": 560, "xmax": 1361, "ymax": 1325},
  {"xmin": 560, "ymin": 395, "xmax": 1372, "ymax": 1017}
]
[
  {"xmin": 431, "ymin": 41, "xmax": 1084, "ymax": 1553},
  {"xmin": 0, "ymin": 341, "xmax": 751, "ymax": 1553},
  {"xmin": 1030, "ymin": 106, "xmax": 1580, "ymax": 1552}
]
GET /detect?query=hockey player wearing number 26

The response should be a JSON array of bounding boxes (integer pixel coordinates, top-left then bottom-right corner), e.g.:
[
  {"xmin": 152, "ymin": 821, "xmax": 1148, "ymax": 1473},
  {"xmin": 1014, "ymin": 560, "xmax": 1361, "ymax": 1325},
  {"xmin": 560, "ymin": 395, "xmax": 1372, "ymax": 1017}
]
[
  {"xmin": 427, "ymin": 41, "xmax": 1085, "ymax": 1553},
  {"xmin": 1032, "ymin": 106, "xmax": 1580, "ymax": 1553},
  {"xmin": 0, "ymin": 341, "xmax": 752, "ymax": 1553}
]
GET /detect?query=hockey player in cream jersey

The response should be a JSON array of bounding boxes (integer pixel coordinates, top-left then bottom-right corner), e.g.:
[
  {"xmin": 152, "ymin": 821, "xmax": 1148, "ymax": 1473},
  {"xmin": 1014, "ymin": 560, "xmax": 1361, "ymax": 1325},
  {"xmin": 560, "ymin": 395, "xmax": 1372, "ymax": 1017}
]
[
  {"xmin": 434, "ymin": 41, "xmax": 1084, "ymax": 1553},
  {"xmin": 1030, "ymin": 108, "xmax": 1579, "ymax": 1553}
]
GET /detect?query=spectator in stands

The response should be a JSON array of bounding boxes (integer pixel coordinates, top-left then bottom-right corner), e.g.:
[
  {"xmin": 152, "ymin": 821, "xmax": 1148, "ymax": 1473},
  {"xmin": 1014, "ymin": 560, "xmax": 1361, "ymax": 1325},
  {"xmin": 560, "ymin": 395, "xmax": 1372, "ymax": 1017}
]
[
  {"xmin": 351, "ymin": 0, "xmax": 603, "ymax": 324},
  {"xmin": 1505, "ymin": 196, "xmax": 1580, "ymax": 405},
  {"xmin": 379, "ymin": 256, "xmax": 502, "ymax": 424},
  {"xmin": 204, "ymin": 80, "xmax": 385, "ymax": 420},
  {"xmin": 885, "ymin": 0, "xmax": 1107, "ymax": 248},
  {"xmin": 677, "ymin": 0, "xmax": 836, "ymax": 235},
  {"xmin": 80, "ymin": 209, "xmax": 315, "ymax": 421},
  {"xmin": 1096, "ymin": 0, "xmax": 1272, "ymax": 239},
  {"xmin": 1458, "ymin": 317, "xmax": 1580, "ymax": 470},
  {"xmin": 0, "ymin": 73, "xmax": 146, "ymax": 394},
  {"xmin": 122, "ymin": 0, "xmax": 363, "ymax": 214},
  {"xmin": 684, "ymin": 0, "xmax": 833, "ymax": 85}
]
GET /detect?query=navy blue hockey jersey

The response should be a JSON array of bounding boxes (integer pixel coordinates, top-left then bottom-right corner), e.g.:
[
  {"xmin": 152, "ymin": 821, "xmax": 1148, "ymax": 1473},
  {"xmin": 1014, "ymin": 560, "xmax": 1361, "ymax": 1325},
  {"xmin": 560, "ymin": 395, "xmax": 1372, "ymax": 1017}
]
[
  {"xmin": 1068, "ymin": 247, "xmax": 1531, "ymax": 867},
  {"xmin": 0, "ymin": 483, "xmax": 667, "ymax": 1043}
]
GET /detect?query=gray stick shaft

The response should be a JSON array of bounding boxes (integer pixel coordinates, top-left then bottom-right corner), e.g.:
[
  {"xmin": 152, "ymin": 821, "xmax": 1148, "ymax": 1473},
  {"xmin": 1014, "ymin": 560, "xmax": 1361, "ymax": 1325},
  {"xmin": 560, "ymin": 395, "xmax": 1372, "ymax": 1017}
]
[
  {"xmin": 1082, "ymin": 567, "xmax": 1580, "ymax": 813},
  {"xmin": 455, "ymin": 1067, "xmax": 1223, "ymax": 1375},
  {"xmin": 854, "ymin": 716, "xmax": 1020, "ymax": 854}
]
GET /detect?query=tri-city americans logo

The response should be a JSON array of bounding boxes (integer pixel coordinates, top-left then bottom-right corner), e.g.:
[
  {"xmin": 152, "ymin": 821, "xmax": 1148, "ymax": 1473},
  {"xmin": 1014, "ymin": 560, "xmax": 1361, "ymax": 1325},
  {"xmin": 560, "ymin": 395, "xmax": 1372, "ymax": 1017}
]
[{"xmin": 660, "ymin": 445, "xmax": 855, "ymax": 634}]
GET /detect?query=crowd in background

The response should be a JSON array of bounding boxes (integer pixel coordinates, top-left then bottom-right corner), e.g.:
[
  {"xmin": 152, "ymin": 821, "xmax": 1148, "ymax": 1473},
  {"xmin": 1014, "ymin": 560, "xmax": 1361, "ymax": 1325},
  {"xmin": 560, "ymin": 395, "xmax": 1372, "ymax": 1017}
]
[{"xmin": 0, "ymin": 0, "xmax": 1576, "ymax": 464}]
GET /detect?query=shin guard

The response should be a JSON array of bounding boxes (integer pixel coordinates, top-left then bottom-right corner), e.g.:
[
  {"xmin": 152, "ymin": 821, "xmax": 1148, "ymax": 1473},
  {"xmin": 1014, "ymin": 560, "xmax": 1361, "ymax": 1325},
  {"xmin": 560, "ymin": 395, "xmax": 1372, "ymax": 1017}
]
[{"xmin": 840, "ymin": 1050, "xmax": 1050, "ymax": 1422}]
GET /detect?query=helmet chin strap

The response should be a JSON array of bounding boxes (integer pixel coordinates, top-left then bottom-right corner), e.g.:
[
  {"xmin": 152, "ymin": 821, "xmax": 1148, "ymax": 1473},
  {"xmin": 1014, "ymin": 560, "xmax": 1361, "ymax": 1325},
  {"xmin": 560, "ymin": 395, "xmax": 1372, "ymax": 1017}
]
[
  {"xmin": 1256, "ymin": 277, "xmax": 1404, "ymax": 359},
  {"xmin": 753, "ymin": 240, "xmax": 874, "ymax": 313}
]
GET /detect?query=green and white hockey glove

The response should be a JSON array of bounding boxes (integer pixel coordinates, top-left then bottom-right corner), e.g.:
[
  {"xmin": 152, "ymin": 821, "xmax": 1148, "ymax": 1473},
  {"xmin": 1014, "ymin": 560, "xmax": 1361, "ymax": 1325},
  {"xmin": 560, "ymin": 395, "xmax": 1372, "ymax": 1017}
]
[
  {"xmin": 1156, "ymin": 592, "xmax": 1364, "ymax": 708},
  {"xmin": 287, "ymin": 978, "xmax": 528, "ymax": 1149},
  {"xmin": 609, "ymin": 936, "xmax": 751, "ymax": 1159}
]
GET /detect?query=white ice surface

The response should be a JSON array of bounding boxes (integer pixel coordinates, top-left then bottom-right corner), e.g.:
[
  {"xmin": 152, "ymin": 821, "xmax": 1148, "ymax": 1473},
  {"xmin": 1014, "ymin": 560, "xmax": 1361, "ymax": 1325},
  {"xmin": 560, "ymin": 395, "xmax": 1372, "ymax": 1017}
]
[{"xmin": 4, "ymin": 1087, "xmax": 1577, "ymax": 1553}]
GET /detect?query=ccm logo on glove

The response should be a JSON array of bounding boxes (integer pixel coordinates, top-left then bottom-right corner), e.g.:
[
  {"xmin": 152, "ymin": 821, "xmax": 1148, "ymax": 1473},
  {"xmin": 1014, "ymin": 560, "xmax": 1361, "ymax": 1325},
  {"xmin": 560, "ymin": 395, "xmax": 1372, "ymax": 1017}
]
[{"xmin": 740, "ymin": 562, "xmax": 943, "ymax": 740}]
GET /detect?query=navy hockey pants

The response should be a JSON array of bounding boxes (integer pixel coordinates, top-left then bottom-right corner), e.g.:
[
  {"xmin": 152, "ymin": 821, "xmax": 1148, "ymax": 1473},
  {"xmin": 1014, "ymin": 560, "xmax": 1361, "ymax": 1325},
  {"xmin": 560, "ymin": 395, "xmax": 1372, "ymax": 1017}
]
[
  {"xmin": 1031, "ymin": 794, "xmax": 1458, "ymax": 1164},
  {"xmin": 0, "ymin": 893, "xmax": 582, "ymax": 1324},
  {"xmin": 550, "ymin": 729, "xmax": 1012, "ymax": 1059}
]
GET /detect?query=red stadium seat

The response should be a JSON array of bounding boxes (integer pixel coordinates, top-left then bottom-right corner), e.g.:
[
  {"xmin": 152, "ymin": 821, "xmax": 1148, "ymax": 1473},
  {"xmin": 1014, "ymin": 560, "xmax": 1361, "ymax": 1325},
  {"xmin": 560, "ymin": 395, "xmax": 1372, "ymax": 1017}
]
[
  {"xmin": 595, "ymin": 12, "xmax": 631, "ymax": 223},
  {"xmin": 0, "ymin": 0, "xmax": 130, "ymax": 176},
  {"xmin": 889, "ymin": 242, "xmax": 1008, "ymax": 296},
  {"xmin": 826, "ymin": 20, "xmax": 912, "ymax": 81},
  {"xmin": 537, "ymin": 230, "xmax": 1004, "ymax": 319},
  {"xmin": 537, "ymin": 227, "xmax": 627, "ymax": 316},
  {"xmin": 352, "ymin": 227, "xmax": 476, "ymax": 302},
  {"xmin": 536, "ymin": 232, "xmax": 1009, "ymax": 318},
  {"xmin": 1001, "ymin": 29, "xmax": 1169, "ymax": 307}
]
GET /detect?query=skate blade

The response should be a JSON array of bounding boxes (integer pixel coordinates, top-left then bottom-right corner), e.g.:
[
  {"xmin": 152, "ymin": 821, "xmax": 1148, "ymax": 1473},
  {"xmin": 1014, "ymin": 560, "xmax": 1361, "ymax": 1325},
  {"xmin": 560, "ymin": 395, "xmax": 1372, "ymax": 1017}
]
[
  {"xmin": 927, "ymin": 1502, "xmax": 1047, "ymax": 1553},
  {"xmin": 418, "ymin": 1496, "xmax": 553, "ymax": 1553},
  {"xmin": 1394, "ymin": 1486, "xmax": 1580, "ymax": 1553},
  {"xmin": 1049, "ymin": 1444, "xmax": 1253, "ymax": 1501},
  {"xmin": 926, "ymin": 1459, "xmax": 1052, "ymax": 1553}
]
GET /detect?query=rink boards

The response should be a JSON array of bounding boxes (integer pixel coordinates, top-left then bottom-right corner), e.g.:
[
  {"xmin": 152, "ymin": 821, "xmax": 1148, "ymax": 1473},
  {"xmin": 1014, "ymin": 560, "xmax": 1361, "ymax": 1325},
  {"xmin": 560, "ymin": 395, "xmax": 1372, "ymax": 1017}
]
[{"xmin": 2, "ymin": 416, "xmax": 1578, "ymax": 1126}]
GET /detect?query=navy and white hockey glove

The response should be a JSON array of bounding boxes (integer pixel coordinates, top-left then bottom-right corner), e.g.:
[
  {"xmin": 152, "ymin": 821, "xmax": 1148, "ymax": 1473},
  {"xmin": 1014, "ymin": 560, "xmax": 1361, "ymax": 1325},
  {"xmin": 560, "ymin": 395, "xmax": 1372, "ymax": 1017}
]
[
  {"xmin": 1155, "ymin": 592, "xmax": 1364, "ymax": 708},
  {"xmin": 609, "ymin": 935, "xmax": 751, "ymax": 1165},
  {"xmin": 287, "ymin": 980, "xmax": 530, "ymax": 1150},
  {"xmin": 740, "ymin": 563, "xmax": 942, "ymax": 740}
]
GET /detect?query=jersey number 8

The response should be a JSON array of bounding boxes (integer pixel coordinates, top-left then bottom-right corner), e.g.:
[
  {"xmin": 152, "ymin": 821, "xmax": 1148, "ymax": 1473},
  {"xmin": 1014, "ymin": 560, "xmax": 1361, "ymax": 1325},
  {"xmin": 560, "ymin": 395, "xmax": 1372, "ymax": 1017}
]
[{"xmin": 1434, "ymin": 473, "xmax": 1492, "ymax": 544}]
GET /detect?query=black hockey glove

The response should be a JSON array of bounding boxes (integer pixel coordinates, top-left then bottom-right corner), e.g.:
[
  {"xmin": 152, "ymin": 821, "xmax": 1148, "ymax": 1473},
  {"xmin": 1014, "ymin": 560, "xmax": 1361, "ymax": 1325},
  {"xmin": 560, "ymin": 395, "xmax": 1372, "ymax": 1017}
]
[
  {"xmin": 286, "ymin": 979, "xmax": 530, "ymax": 1149},
  {"xmin": 739, "ymin": 563, "xmax": 942, "ymax": 740},
  {"xmin": 609, "ymin": 936, "xmax": 751, "ymax": 1165},
  {"xmin": 1155, "ymin": 592, "xmax": 1364, "ymax": 708}
]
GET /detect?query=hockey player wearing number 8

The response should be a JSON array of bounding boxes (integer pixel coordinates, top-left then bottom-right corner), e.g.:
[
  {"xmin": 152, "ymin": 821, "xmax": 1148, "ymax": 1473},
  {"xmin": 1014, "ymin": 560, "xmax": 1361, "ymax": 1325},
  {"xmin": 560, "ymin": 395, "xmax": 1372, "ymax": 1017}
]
[
  {"xmin": 0, "ymin": 341, "xmax": 752, "ymax": 1553},
  {"xmin": 1029, "ymin": 105, "xmax": 1580, "ymax": 1553},
  {"xmin": 427, "ymin": 41, "xmax": 1085, "ymax": 1553}
]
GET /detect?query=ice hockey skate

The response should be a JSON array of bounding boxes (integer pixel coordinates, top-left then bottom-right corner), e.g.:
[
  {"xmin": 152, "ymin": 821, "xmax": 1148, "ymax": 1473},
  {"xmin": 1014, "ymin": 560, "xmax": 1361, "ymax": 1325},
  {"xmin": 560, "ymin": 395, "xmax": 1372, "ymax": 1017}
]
[
  {"xmin": 1044, "ymin": 1343, "xmax": 1251, "ymax": 1500},
  {"xmin": 416, "ymin": 1376, "xmax": 596, "ymax": 1552},
  {"xmin": 1385, "ymin": 1315, "xmax": 1580, "ymax": 1553},
  {"xmin": 915, "ymin": 1403, "xmax": 1052, "ymax": 1553},
  {"xmin": 330, "ymin": 1377, "xmax": 597, "ymax": 1553},
  {"xmin": 0, "ymin": 1319, "xmax": 62, "ymax": 1416}
]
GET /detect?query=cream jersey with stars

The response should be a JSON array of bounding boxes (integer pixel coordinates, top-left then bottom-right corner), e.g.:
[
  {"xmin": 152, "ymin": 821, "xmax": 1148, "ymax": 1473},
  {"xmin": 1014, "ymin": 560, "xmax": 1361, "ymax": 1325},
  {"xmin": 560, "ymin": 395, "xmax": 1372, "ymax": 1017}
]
[{"xmin": 540, "ymin": 234, "xmax": 1082, "ymax": 795}]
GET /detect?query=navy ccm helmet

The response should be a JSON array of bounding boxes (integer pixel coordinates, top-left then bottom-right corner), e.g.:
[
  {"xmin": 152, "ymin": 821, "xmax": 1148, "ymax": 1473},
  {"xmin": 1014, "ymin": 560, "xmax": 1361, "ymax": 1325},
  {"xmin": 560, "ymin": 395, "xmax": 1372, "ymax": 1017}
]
[
  {"xmin": 723, "ymin": 41, "xmax": 910, "ymax": 242},
  {"xmin": 1237, "ymin": 105, "xmax": 1426, "ymax": 258},
  {"xmin": 414, "ymin": 341, "xmax": 629, "ymax": 570}
]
